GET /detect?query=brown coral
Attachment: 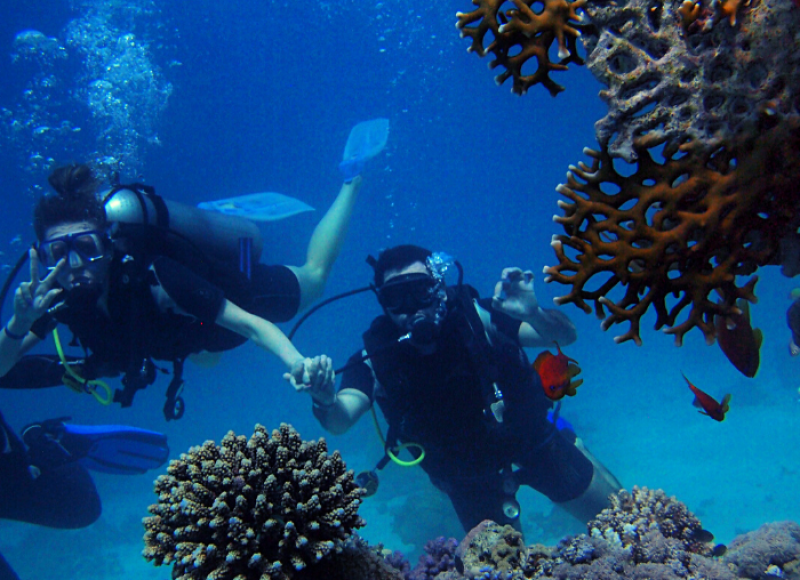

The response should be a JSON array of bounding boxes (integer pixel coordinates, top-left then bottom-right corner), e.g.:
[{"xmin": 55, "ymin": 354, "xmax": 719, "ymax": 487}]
[
  {"xmin": 142, "ymin": 423, "xmax": 364, "ymax": 580},
  {"xmin": 544, "ymin": 116, "xmax": 800, "ymax": 346},
  {"xmin": 455, "ymin": 0, "xmax": 589, "ymax": 96}
]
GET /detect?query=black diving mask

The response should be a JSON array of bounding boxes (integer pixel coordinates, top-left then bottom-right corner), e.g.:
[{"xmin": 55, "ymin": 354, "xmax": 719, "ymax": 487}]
[
  {"xmin": 38, "ymin": 230, "xmax": 109, "ymax": 269},
  {"xmin": 377, "ymin": 273, "xmax": 437, "ymax": 315}
]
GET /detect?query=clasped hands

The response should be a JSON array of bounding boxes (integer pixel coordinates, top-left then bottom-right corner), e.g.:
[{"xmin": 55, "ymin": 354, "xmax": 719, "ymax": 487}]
[
  {"xmin": 491, "ymin": 267, "xmax": 540, "ymax": 321},
  {"xmin": 284, "ymin": 354, "xmax": 336, "ymax": 405}
]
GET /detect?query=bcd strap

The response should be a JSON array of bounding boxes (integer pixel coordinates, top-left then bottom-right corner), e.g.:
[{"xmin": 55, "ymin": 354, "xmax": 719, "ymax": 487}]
[
  {"xmin": 163, "ymin": 358, "xmax": 186, "ymax": 421},
  {"xmin": 454, "ymin": 285, "xmax": 506, "ymax": 424}
]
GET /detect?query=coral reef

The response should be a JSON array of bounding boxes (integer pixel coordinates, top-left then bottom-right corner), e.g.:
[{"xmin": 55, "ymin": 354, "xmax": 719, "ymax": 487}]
[
  {"xmin": 454, "ymin": 520, "xmax": 528, "ymax": 578},
  {"xmin": 455, "ymin": 0, "xmax": 589, "ymax": 96},
  {"xmin": 723, "ymin": 521, "xmax": 800, "ymax": 580},
  {"xmin": 142, "ymin": 423, "xmax": 364, "ymax": 580},
  {"xmin": 409, "ymin": 537, "xmax": 459, "ymax": 580},
  {"xmin": 586, "ymin": 486, "xmax": 710, "ymax": 557},
  {"xmin": 581, "ymin": 0, "xmax": 800, "ymax": 162},
  {"xmin": 544, "ymin": 116, "xmax": 800, "ymax": 345}
]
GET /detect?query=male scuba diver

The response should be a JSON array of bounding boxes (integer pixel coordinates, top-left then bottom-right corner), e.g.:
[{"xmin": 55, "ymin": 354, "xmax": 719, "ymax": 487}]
[
  {"xmin": 303, "ymin": 245, "xmax": 622, "ymax": 533},
  {"xmin": 0, "ymin": 161, "xmax": 357, "ymax": 419},
  {"xmin": 0, "ymin": 410, "xmax": 168, "ymax": 580}
]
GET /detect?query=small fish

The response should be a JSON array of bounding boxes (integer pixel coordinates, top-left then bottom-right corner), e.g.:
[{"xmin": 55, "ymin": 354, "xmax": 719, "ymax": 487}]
[
  {"xmin": 682, "ymin": 373, "xmax": 731, "ymax": 422},
  {"xmin": 715, "ymin": 298, "xmax": 762, "ymax": 378},
  {"xmin": 533, "ymin": 342, "xmax": 583, "ymax": 400}
]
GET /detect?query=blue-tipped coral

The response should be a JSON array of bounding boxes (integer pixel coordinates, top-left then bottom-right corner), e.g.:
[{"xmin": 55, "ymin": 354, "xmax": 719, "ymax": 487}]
[{"xmin": 142, "ymin": 423, "xmax": 364, "ymax": 580}]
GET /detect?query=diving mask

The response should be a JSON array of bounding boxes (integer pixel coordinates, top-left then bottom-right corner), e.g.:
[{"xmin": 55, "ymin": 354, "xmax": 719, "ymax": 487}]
[
  {"xmin": 377, "ymin": 273, "xmax": 438, "ymax": 315},
  {"xmin": 38, "ymin": 230, "xmax": 109, "ymax": 269}
]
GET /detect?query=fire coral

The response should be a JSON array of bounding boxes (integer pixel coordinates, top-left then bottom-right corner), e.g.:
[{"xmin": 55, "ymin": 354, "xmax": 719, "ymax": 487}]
[
  {"xmin": 544, "ymin": 117, "xmax": 800, "ymax": 346},
  {"xmin": 455, "ymin": 0, "xmax": 589, "ymax": 96}
]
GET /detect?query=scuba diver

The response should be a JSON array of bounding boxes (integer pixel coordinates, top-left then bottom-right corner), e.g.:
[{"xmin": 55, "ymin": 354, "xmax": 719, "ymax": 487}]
[
  {"xmin": 302, "ymin": 244, "xmax": 622, "ymax": 533},
  {"xmin": 0, "ymin": 159, "xmax": 363, "ymax": 420},
  {"xmin": 0, "ymin": 410, "xmax": 168, "ymax": 580}
]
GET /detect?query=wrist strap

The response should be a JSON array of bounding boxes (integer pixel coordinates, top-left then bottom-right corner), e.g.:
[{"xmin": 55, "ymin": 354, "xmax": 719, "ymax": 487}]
[{"xmin": 4, "ymin": 324, "xmax": 26, "ymax": 341}]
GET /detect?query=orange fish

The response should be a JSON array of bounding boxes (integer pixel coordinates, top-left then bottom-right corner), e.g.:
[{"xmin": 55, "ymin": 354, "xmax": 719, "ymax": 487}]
[
  {"xmin": 533, "ymin": 342, "xmax": 583, "ymax": 400},
  {"xmin": 715, "ymin": 298, "xmax": 762, "ymax": 378},
  {"xmin": 682, "ymin": 373, "xmax": 731, "ymax": 422}
]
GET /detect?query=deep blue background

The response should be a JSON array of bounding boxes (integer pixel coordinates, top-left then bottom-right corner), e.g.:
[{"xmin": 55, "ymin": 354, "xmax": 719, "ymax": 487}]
[{"xmin": 1, "ymin": 1, "xmax": 799, "ymax": 577}]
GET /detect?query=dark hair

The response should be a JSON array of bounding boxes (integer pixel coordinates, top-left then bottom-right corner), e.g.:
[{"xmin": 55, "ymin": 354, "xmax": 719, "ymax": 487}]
[
  {"xmin": 34, "ymin": 164, "xmax": 107, "ymax": 240},
  {"xmin": 372, "ymin": 244, "xmax": 432, "ymax": 287}
]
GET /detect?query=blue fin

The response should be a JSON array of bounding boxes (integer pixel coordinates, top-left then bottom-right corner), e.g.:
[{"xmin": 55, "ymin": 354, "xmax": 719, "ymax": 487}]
[
  {"xmin": 61, "ymin": 423, "xmax": 169, "ymax": 475},
  {"xmin": 197, "ymin": 192, "xmax": 315, "ymax": 222},
  {"xmin": 342, "ymin": 118, "xmax": 390, "ymax": 163}
]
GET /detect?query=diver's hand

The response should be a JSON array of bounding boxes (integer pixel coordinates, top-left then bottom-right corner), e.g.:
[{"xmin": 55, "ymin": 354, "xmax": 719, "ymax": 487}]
[
  {"xmin": 492, "ymin": 267, "xmax": 539, "ymax": 321},
  {"xmin": 284, "ymin": 355, "xmax": 336, "ymax": 402},
  {"xmin": 13, "ymin": 250, "xmax": 65, "ymax": 328}
]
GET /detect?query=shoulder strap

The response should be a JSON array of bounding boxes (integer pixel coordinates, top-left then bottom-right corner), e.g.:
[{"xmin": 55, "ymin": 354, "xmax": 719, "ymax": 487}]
[{"xmin": 451, "ymin": 284, "xmax": 507, "ymax": 424}]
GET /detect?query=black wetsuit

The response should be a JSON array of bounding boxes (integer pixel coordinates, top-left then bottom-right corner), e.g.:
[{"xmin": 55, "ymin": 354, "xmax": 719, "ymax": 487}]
[
  {"xmin": 0, "ymin": 250, "xmax": 301, "ymax": 413},
  {"xmin": 0, "ymin": 412, "xmax": 100, "ymax": 580},
  {"xmin": 339, "ymin": 286, "xmax": 594, "ymax": 532}
]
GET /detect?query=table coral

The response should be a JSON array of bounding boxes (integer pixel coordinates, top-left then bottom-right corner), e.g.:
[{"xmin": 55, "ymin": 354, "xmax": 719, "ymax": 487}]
[
  {"xmin": 544, "ymin": 115, "xmax": 800, "ymax": 346},
  {"xmin": 581, "ymin": 0, "xmax": 800, "ymax": 162},
  {"xmin": 455, "ymin": 0, "xmax": 589, "ymax": 96},
  {"xmin": 142, "ymin": 423, "xmax": 364, "ymax": 580}
]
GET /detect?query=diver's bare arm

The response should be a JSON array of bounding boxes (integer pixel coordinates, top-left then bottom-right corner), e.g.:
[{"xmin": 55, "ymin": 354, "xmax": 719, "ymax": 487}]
[
  {"xmin": 312, "ymin": 387, "xmax": 371, "ymax": 435},
  {"xmin": 288, "ymin": 177, "xmax": 363, "ymax": 311},
  {"xmin": 215, "ymin": 299, "xmax": 304, "ymax": 370}
]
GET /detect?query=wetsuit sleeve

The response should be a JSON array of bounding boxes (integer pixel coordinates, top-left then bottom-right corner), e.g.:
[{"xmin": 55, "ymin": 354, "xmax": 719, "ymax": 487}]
[
  {"xmin": 30, "ymin": 313, "xmax": 58, "ymax": 340},
  {"xmin": 477, "ymin": 297, "xmax": 523, "ymax": 345},
  {"xmin": 339, "ymin": 351, "xmax": 375, "ymax": 401},
  {"xmin": 151, "ymin": 256, "xmax": 226, "ymax": 323}
]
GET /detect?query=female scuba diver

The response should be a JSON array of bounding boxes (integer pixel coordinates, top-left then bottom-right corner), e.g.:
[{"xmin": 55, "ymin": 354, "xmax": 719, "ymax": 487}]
[{"xmin": 0, "ymin": 163, "xmax": 345, "ymax": 419}]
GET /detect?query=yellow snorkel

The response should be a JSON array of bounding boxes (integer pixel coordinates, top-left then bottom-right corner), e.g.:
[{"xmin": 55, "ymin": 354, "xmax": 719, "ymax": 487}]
[{"xmin": 52, "ymin": 327, "xmax": 112, "ymax": 406}]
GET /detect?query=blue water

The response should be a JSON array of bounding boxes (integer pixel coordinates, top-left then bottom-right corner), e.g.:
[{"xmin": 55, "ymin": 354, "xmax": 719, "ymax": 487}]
[{"xmin": 1, "ymin": 1, "xmax": 798, "ymax": 578}]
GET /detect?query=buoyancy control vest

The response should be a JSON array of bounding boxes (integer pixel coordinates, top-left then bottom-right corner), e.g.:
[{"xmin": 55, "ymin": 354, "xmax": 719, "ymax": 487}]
[
  {"xmin": 51, "ymin": 182, "xmax": 262, "ymax": 419},
  {"xmin": 361, "ymin": 284, "xmax": 553, "ymax": 474}
]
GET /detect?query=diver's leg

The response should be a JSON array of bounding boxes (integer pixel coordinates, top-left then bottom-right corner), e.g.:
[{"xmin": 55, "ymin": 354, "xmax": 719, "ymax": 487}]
[
  {"xmin": 556, "ymin": 438, "xmax": 622, "ymax": 523},
  {"xmin": 287, "ymin": 177, "xmax": 363, "ymax": 311},
  {"xmin": 430, "ymin": 472, "xmax": 522, "ymax": 534},
  {"xmin": 520, "ymin": 430, "xmax": 619, "ymax": 524},
  {"xmin": 0, "ymin": 413, "xmax": 100, "ymax": 529}
]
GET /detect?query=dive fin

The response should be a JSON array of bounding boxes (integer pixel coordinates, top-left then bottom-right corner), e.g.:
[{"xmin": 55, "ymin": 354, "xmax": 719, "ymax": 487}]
[
  {"xmin": 60, "ymin": 423, "xmax": 169, "ymax": 475},
  {"xmin": 197, "ymin": 192, "xmax": 315, "ymax": 222},
  {"xmin": 339, "ymin": 118, "xmax": 390, "ymax": 182},
  {"xmin": 342, "ymin": 118, "xmax": 390, "ymax": 163}
]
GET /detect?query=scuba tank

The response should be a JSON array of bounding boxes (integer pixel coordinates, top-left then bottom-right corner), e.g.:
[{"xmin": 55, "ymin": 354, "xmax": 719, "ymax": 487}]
[{"xmin": 103, "ymin": 186, "xmax": 263, "ymax": 265}]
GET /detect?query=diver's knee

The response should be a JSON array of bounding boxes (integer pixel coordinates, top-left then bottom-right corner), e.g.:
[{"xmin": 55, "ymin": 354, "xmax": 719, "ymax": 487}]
[{"xmin": 556, "ymin": 440, "xmax": 622, "ymax": 524}]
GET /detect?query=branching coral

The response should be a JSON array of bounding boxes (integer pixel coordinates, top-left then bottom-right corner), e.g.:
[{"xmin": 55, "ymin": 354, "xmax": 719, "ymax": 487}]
[
  {"xmin": 544, "ymin": 116, "xmax": 800, "ymax": 346},
  {"xmin": 581, "ymin": 0, "xmax": 800, "ymax": 162},
  {"xmin": 455, "ymin": 0, "xmax": 589, "ymax": 96},
  {"xmin": 142, "ymin": 423, "xmax": 364, "ymax": 580},
  {"xmin": 586, "ymin": 486, "xmax": 710, "ymax": 558}
]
